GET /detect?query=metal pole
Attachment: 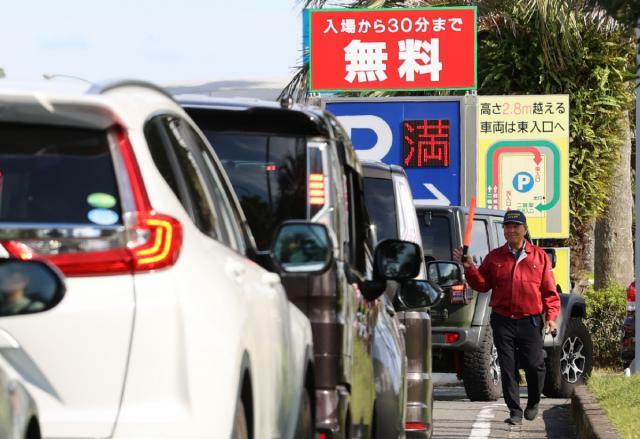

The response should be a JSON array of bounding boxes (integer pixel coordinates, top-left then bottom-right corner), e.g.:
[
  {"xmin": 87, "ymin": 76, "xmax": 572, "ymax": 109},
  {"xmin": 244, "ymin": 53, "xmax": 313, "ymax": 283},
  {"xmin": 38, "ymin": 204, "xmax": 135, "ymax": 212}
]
[{"xmin": 634, "ymin": 18, "xmax": 640, "ymax": 374}]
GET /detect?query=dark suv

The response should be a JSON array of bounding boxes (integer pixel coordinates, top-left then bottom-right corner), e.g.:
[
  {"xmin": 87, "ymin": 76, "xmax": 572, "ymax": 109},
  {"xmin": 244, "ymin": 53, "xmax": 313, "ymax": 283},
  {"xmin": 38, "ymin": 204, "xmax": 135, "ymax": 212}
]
[
  {"xmin": 416, "ymin": 205, "xmax": 593, "ymax": 400},
  {"xmin": 179, "ymin": 96, "xmax": 441, "ymax": 438},
  {"xmin": 362, "ymin": 161, "xmax": 434, "ymax": 438}
]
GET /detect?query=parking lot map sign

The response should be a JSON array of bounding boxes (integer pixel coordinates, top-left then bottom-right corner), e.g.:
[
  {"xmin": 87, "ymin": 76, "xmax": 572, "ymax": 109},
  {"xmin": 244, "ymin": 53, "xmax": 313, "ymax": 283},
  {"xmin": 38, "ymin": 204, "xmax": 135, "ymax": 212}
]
[
  {"xmin": 477, "ymin": 95, "xmax": 569, "ymax": 238},
  {"xmin": 308, "ymin": 7, "xmax": 477, "ymax": 92},
  {"xmin": 325, "ymin": 99, "xmax": 462, "ymax": 205}
]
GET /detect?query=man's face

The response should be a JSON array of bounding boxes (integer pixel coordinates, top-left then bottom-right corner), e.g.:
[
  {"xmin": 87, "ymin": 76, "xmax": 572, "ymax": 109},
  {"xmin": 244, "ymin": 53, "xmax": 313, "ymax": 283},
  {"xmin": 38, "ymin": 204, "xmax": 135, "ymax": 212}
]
[{"xmin": 503, "ymin": 223, "xmax": 527, "ymax": 247}]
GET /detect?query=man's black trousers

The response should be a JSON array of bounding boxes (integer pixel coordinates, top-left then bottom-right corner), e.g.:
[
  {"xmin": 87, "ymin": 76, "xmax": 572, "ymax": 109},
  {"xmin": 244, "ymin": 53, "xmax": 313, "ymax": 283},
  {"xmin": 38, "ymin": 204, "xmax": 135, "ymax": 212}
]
[{"xmin": 490, "ymin": 313, "xmax": 545, "ymax": 416}]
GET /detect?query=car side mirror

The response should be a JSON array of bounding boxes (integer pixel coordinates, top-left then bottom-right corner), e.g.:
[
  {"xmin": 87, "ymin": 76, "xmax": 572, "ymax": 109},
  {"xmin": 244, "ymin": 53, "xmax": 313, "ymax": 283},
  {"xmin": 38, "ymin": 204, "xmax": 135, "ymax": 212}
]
[
  {"xmin": 426, "ymin": 260, "xmax": 465, "ymax": 288},
  {"xmin": 0, "ymin": 259, "xmax": 66, "ymax": 317},
  {"xmin": 270, "ymin": 221, "xmax": 333, "ymax": 274},
  {"xmin": 395, "ymin": 279, "xmax": 443, "ymax": 310},
  {"xmin": 374, "ymin": 239, "xmax": 422, "ymax": 281},
  {"xmin": 543, "ymin": 248, "xmax": 557, "ymax": 269}
]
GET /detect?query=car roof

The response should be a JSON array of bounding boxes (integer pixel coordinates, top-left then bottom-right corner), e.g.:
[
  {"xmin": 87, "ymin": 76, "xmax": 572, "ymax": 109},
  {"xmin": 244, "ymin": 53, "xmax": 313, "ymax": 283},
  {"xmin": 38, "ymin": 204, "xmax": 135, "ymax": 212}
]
[
  {"xmin": 361, "ymin": 160, "xmax": 407, "ymax": 179},
  {"xmin": 176, "ymin": 94, "xmax": 290, "ymax": 111},
  {"xmin": 177, "ymin": 94, "xmax": 331, "ymax": 138},
  {"xmin": 177, "ymin": 94, "xmax": 364, "ymax": 173},
  {"xmin": 0, "ymin": 79, "xmax": 180, "ymax": 130}
]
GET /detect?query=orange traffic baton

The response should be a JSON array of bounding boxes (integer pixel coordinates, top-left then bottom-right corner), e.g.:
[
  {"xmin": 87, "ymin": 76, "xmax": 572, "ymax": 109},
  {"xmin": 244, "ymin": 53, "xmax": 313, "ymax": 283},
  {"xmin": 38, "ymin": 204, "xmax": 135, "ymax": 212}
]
[{"xmin": 462, "ymin": 196, "xmax": 476, "ymax": 260}]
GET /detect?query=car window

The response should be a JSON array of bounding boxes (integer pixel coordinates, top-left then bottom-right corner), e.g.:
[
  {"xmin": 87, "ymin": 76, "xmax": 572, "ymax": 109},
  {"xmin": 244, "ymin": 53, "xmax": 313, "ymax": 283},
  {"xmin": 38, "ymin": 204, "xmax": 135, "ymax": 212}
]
[
  {"xmin": 146, "ymin": 116, "xmax": 222, "ymax": 241},
  {"xmin": 347, "ymin": 169, "xmax": 369, "ymax": 273},
  {"xmin": 185, "ymin": 126, "xmax": 247, "ymax": 253},
  {"xmin": 0, "ymin": 122, "xmax": 121, "ymax": 224},
  {"xmin": 363, "ymin": 177, "xmax": 398, "ymax": 243},
  {"xmin": 419, "ymin": 214, "xmax": 452, "ymax": 261},
  {"xmin": 205, "ymin": 132, "xmax": 307, "ymax": 251},
  {"xmin": 468, "ymin": 218, "xmax": 490, "ymax": 265}
]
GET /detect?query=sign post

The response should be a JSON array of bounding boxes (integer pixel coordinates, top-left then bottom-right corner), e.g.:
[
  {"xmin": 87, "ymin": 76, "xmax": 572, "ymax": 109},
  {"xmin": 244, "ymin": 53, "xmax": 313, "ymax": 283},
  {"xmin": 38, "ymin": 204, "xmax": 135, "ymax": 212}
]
[
  {"xmin": 476, "ymin": 95, "xmax": 570, "ymax": 239},
  {"xmin": 308, "ymin": 7, "xmax": 477, "ymax": 93}
]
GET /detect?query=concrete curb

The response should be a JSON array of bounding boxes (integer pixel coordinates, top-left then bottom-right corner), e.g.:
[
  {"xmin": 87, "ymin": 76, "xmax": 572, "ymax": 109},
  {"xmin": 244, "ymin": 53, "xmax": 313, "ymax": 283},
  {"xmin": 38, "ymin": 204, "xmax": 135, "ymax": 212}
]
[{"xmin": 571, "ymin": 385, "xmax": 620, "ymax": 439}]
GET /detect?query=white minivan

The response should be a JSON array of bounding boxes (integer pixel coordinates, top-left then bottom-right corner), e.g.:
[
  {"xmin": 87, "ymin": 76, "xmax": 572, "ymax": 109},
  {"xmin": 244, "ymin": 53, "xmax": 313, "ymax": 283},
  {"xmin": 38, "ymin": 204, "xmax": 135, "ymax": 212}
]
[{"xmin": 0, "ymin": 80, "xmax": 315, "ymax": 438}]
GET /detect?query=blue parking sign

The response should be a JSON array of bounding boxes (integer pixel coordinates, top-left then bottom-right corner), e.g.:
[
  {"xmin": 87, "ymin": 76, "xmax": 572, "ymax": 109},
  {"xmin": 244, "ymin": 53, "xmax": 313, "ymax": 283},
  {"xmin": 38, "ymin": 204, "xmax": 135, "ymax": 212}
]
[{"xmin": 325, "ymin": 99, "xmax": 462, "ymax": 205}]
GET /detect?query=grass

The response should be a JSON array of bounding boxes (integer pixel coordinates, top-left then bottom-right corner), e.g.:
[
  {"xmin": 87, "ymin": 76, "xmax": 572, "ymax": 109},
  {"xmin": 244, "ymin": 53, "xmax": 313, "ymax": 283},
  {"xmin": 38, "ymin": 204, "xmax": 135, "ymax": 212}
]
[{"xmin": 588, "ymin": 369, "xmax": 640, "ymax": 439}]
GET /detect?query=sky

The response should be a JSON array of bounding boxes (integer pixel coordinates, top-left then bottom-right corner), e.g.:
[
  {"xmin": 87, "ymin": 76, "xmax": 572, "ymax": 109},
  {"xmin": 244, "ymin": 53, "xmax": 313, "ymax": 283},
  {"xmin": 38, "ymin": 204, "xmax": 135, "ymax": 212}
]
[{"xmin": 0, "ymin": 0, "xmax": 303, "ymax": 85}]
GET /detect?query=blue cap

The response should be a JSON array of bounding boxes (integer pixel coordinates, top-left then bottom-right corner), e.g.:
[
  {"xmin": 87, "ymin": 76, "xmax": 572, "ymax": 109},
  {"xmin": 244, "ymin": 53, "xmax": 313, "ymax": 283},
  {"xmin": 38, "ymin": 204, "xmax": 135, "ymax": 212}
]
[{"xmin": 503, "ymin": 210, "xmax": 527, "ymax": 225}]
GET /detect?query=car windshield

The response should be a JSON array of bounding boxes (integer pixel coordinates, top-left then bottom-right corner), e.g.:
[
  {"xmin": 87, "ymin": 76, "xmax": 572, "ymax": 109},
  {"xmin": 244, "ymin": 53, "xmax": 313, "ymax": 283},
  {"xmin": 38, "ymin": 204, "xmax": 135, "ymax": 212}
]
[
  {"xmin": 204, "ymin": 133, "xmax": 307, "ymax": 251},
  {"xmin": 363, "ymin": 176, "xmax": 398, "ymax": 242},
  {"xmin": 0, "ymin": 122, "xmax": 122, "ymax": 225}
]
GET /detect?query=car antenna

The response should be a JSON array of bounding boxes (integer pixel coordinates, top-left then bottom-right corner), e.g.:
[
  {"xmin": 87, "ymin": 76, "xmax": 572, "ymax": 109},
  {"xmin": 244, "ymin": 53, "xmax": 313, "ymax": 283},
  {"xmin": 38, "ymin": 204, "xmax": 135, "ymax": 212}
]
[{"xmin": 42, "ymin": 73, "xmax": 93, "ymax": 85}]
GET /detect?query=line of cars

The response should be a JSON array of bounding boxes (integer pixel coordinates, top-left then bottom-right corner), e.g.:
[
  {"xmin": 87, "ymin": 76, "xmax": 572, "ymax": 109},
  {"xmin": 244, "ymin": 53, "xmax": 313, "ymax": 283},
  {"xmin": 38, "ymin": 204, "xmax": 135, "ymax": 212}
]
[{"xmin": 0, "ymin": 80, "xmax": 460, "ymax": 439}]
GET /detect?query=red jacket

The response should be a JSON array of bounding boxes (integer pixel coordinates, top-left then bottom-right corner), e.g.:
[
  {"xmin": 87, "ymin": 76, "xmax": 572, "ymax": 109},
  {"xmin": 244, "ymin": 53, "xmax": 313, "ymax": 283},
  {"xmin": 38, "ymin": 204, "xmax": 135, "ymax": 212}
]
[{"xmin": 465, "ymin": 242, "xmax": 560, "ymax": 321}]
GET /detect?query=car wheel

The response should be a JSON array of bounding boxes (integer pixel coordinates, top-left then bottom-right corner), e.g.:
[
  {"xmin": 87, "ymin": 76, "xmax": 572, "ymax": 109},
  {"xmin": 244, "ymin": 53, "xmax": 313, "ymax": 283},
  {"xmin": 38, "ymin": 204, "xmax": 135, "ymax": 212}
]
[
  {"xmin": 543, "ymin": 318, "xmax": 593, "ymax": 398},
  {"xmin": 295, "ymin": 388, "xmax": 313, "ymax": 439},
  {"xmin": 462, "ymin": 325, "xmax": 502, "ymax": 401},
  {"xmin": 232, "ymin": 398, "xmax": 249, "ymax": 439}
]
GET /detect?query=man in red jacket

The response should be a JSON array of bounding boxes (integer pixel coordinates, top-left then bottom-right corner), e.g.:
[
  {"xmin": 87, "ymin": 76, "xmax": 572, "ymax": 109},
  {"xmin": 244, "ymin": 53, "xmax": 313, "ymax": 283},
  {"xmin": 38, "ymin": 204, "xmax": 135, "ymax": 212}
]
[{"xmin": 453, "ymin": 210, "xmax": 560, "ymax": 425}]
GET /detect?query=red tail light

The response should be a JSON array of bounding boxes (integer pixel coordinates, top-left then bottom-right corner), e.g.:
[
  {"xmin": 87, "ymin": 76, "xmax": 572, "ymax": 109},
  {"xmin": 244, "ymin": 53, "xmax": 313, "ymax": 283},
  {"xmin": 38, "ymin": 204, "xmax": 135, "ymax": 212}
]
[
  {"xmin": 627, "ymin": 281, "xmax": 636, "ymax": 312},
  {"xmin": 2, "ymin": 241, "xmax": 36, "ymax": 260},
  {"xmin": 444, "ymin": 332, "xmax": 460, "ymax": 344},
  {"xmin": 406, "ymin": 422, "xmax": 428, "ymax": 431},
  {"xmin": 4, "ymin": 127, "xmax": 182, "ymax": 276},
  {"xmin": 449, "ymin": 283, "xmax": 466, "ymax": 304}
]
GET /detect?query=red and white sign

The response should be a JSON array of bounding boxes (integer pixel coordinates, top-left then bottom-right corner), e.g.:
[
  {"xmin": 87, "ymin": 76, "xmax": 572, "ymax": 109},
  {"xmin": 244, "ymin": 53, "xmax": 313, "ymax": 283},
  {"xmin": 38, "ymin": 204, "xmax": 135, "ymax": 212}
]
[{"xmin": 309, "ymin": 8, "xmax": 477, "ymax": 92}]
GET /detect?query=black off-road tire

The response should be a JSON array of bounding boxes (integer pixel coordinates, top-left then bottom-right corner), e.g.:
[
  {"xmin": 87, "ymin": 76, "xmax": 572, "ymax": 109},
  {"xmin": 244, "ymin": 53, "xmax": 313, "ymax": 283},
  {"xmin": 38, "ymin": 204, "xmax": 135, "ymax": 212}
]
[
  {"xmin": 232, "ymin": 398, "xmax": 249, "ymax": 439},
  {"xmin": 295, "ymin": 388, "xmax": 314, "ymax": 439},
  {"xmin": 543, "ymin": 318, "xmax": 593, "ymax": 398},
  {"xmin": 462, "ymin": 325, "xmax": 502, "ymax": 401}
]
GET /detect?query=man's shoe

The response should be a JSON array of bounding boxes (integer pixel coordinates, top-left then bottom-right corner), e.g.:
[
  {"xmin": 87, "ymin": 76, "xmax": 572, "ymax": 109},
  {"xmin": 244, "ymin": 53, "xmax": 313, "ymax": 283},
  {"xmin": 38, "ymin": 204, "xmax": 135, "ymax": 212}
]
[
  {"xmin": 504, "ymin": 414, "xmax": 522, "ymax": 425},
  {"xmin": 524, "ymin": 404, "xmax": 539, "ymax": 421}
]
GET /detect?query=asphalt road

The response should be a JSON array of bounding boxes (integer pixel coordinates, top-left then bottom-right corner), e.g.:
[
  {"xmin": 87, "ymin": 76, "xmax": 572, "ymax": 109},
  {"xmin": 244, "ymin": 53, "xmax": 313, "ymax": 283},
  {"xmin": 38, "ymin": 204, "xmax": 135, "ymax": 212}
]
[{"xmin": 432, "ymin": 386, "xmax": 577, "ymax": 439}]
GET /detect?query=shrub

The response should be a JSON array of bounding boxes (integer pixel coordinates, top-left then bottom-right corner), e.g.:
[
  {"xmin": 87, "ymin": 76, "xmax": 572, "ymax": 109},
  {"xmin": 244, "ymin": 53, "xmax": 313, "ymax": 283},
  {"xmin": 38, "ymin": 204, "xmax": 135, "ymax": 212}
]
[{"xmin": 584, "ymin": 284, "xmax": 627, "ymax": 368}]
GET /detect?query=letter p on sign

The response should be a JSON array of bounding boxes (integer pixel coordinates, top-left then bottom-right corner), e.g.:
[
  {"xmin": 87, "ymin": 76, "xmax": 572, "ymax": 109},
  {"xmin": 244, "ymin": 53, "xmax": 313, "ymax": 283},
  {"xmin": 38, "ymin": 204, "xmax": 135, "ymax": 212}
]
[{"xmin": 513, "ymin": 171, "xmax": 534, "ymax": 193}]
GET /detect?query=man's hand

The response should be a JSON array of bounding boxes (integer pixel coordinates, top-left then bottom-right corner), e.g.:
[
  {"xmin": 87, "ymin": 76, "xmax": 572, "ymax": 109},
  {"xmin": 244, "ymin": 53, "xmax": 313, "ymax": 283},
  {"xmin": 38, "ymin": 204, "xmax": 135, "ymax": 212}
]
[
  {"xmin": 452, "ymin": 247, "xmax": 473, "ymax": 269},
  {"xmin": 545, "ymin": 319, "xmax": 557, "ymax": 335}
]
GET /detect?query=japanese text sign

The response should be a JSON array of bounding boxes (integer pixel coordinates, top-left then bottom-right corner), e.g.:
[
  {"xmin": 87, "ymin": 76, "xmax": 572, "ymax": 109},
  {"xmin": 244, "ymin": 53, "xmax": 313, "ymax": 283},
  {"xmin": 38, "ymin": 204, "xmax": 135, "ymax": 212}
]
[
  {"xmin": 477, "ymin": 95, "xmax": 570, "ymax": 239},
  {"xmin": 325, "ymin": 99, "xmax": 462, "ymax": 205},
  {"xmin": 309, "ymin": 7, "xmax": 477, "ymax": 92}
]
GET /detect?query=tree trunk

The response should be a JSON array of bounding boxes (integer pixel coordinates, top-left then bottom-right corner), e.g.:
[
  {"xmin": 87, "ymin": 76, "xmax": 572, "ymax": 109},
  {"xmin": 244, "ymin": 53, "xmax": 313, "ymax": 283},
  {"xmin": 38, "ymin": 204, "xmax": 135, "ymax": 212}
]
[
  {"xmin": 570, "ymin": 219, "xmax": 595, "ymax": 293},
  {"xmin": 583, "ymin": 222, "xmax": 595, "ymax": 274},
  {"xmin": 594, "ymin": 113, "xmax": 634, "ymax": 289}
]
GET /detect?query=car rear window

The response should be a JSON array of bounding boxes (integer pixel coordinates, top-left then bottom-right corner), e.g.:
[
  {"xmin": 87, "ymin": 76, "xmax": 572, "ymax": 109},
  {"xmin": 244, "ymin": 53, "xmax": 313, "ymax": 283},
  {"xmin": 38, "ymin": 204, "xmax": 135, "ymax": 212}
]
[
  {"xmin": 420, "ymin": 214, "xmax": 452, "ymax": 261},
  {"xmin": 363, "ymin": 176, "xmax": 398, "ymax": 242},
  {"xmin": 204, "ymin": 132, "xmax": 307, "ymax": 251},
  {"xmin": 0, "ymin": 123, "xmax": 122, "ymax": 225}
]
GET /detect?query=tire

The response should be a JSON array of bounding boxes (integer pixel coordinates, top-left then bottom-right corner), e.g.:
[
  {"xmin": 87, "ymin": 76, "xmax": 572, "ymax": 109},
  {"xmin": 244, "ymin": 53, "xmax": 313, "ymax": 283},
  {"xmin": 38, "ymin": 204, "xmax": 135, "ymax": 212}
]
[
  {"xmin": 295, "ymin": 388, "xmax": 313, "ymax": 439},
  {"xmin": 232, "ymin": 398, "xmax": 249, "ymax": 439},
  {"xmin": 543, "ymin": 318, "xmax": 593, "ymax": 398},
  {"xmin": 462, "ymin": 325, "xmax": 502, "ymax": 401}
]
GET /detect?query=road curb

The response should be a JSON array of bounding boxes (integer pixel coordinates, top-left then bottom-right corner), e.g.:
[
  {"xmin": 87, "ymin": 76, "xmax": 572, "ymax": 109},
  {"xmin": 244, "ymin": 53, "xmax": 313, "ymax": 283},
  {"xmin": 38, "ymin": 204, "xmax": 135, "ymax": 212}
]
[{"xmin": 571, "ymin": 385, "xmax": 620, "ymax": 439}]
